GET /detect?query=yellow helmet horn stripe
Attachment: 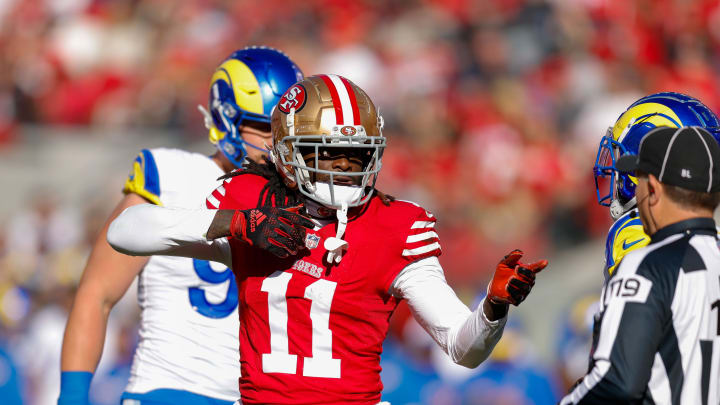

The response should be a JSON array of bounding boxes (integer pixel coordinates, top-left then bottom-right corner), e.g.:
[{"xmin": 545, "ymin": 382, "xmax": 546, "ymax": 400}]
[
  {"xmin": 611, "ymin": 102, "xmax": 683, "ymax": 187},
  {"xmin": 611, "ymin": 102, "xmax": 683, "ymax": 142},
  {"xmin": 211, "ymin": 59, "xmax": 264, "ymax": 114},
  {"xmin": 208, "ymin": 59, "xmax": 265, "ymax": 143}
]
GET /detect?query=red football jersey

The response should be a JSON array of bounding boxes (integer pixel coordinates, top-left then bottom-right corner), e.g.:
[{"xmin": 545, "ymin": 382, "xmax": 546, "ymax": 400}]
[{"xmin": 207, "ymin": 173, "xmax": 441, "ymax": 404}]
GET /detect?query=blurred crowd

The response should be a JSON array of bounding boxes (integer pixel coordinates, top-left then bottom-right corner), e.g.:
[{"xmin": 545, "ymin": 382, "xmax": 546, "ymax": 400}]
[{"xmin": 2, "ymin": 0, "xmax": 720, "ymax": 403}]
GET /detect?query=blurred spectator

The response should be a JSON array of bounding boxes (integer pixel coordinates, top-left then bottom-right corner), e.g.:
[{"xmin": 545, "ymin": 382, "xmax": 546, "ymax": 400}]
[
  {"xmin": 0, "ymin": 342, "xmax": 23, "ymax": 405},
  {"xmin": 2, "ymin": 192, "xmax": 84, "ymax": 290},
  {"xmin": 13, "ymin": 289, "xmax": 71, "ymax": 404},
  {"xmin": 554, "ymin": 292, "xmax": 600, "ymax": 391}
]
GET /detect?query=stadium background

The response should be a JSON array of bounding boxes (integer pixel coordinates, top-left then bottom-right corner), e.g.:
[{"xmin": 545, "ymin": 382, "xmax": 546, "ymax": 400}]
[{"xmin": 1, "ymin": 0, "xmax": 719, "ymax": 403}]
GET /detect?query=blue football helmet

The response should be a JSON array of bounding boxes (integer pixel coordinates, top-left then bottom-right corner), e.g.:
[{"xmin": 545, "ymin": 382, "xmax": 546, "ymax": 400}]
[
  {"xmin": 594, "ymin": 92, "xmax": 720, "ymax": 219},
  {"xmin": 199, "ymin": 46, "xmax": 303, "ymax": 167}
]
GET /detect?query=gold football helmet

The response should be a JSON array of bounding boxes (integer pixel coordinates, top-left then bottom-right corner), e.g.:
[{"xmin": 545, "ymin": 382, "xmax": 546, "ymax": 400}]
[{"xmin": 270, "ymin": 74, "xmax": 385, "ymax": 209}]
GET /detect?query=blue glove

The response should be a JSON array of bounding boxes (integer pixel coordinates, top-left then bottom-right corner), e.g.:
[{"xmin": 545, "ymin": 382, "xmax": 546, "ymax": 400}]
[{"xmin": 57, "ymin": 371, "xmax": 93, "ymax": 405}]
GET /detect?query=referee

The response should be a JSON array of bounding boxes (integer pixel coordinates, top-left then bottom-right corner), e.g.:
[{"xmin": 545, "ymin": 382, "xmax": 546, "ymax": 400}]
[{"xmin": 561, "ymin": 126, "xmax": 720, "ymax": 405}]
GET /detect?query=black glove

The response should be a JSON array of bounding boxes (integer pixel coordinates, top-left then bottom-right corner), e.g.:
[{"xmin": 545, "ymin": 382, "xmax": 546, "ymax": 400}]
[{"xmin": 229, "ymin": 206, "xmax": 314, "ymax": 258}]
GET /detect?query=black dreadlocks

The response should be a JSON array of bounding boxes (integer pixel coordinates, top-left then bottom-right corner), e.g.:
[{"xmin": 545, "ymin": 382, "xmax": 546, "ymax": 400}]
[
  {"xmin": 217, "ymin": 158, "xmax": 301, "ymax": 208},
  {"xmin": 217, "ymin": 158, "xmax": 396, "ymax": 210}
]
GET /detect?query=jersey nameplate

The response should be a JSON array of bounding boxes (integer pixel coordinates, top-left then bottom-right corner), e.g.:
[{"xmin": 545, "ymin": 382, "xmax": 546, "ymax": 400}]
[{"xmin": 291, "ymin": 259, "xmax": 323, "ymax": 278}]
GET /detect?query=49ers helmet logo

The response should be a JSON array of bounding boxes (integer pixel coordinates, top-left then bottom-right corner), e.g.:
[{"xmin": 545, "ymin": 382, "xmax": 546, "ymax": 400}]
[
  {"xmin": 278, "ymin": 84, "xmax": 307, "ymax": 114},
  {"xmin": 340, "ymin": 126, "xmax": 357, "ymax": 135}
]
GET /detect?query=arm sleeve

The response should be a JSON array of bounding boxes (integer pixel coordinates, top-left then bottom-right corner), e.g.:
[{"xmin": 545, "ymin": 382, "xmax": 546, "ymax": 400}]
[
  {"xmin": 560, "ymin": 265, "xmax": 665, "ymax": 405},
  {"xmin": 107, "ymin": 204, "xmax": 232, "ymax": 267},
  {"xmin": 389, "ymin": 256, "xmax": 507, "ymax": 368}
]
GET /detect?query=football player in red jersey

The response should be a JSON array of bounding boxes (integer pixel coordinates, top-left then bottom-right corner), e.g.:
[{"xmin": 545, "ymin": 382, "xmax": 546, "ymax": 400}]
[{"xmin": 107, "ymin": 75, "xmax": 548, "ymax": 405}]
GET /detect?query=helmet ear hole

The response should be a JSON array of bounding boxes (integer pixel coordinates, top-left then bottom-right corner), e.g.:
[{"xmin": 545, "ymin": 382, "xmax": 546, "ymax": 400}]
[{"xmin": 274, "ymin": 156, "xmax": 298, "ymax": 189}]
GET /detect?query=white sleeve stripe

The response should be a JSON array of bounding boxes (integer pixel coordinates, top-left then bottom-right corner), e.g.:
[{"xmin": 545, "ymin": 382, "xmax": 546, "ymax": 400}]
[
  {"xmin": 217, "ymin": 185, "xmax": 226, "ymax": 196},
  {"xmin": 406, "ymin": 231, "xmax": 439, "ymax": 243},
  {"xmin": 411, "ymin": 221, "xmax": 436, "ymax": 229},
  {"xmin": 207, "ymin": 195, "xmax": 220, "ymax": 209},
  {"xmin": 403, "ymin": 242, "xmax": 441, "ymax": 256}
]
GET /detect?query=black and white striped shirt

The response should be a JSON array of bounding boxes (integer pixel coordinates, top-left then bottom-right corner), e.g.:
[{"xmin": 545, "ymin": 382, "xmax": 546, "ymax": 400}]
[{"xmin": 561, "ymin": 218, "xmax": 720, "ymax": 405}]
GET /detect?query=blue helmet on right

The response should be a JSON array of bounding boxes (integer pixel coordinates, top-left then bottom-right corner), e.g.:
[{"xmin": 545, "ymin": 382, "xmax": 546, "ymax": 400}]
[
  {"xmin": 594, "ymin": 92, "xmax": 720, "ymax": 220},
  {"xmin": 199, "ymin": 46, "xmax": 303, "ymax": 167}
]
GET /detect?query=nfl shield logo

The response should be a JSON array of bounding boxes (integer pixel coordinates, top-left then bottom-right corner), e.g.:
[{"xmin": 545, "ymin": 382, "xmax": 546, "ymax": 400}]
[{"xmin": 305, "ymin": 233, "xmax": 320, "ymax": 250}]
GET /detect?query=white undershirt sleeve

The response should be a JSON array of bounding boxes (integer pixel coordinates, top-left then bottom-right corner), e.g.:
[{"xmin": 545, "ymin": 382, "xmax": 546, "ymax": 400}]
[
  {"xmin": 389, "ymin": 256, "xmax": 507, "ymax": 368},
  {"xmin": 107, "ymin": 204, "xmax": 232, "ymax": 267}
]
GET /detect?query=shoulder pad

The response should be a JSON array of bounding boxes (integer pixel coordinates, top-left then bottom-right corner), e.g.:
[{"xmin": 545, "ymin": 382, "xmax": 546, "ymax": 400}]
[
  {"xmin": 604, "ymin": 210, "xmax": 650, "ymax": 279},
  {"xmin": 206, "ymin": 171, "xmax": 269, "ymax": 210},
  {"xmin": 375, "ymin": 199, "xmax": 442, "ymax": 261},
  {"xmin": 123, "ymin": 149, "xmax": 162, "ymax": 205},
  {"xmin": 371, "ymin": 199, "xmax": 442, "ymax": 294}
]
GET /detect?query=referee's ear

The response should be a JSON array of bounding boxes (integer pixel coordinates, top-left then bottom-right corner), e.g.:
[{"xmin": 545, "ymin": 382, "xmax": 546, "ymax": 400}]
[{"xmin": 647, "ymin": 174, "xmax": 662, "ymax": 205}]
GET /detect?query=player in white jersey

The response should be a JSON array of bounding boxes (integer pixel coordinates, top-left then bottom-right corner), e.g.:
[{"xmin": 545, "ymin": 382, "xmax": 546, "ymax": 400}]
[{"xmin": 58, "ymin": 47, "xmax": 303, "ymax": 405}]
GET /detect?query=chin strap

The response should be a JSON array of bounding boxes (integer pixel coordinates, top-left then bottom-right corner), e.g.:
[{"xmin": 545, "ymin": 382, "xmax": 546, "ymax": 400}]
[{"xmin": 324, "ymin": 202, "xmax": 349, "ymax": 264}]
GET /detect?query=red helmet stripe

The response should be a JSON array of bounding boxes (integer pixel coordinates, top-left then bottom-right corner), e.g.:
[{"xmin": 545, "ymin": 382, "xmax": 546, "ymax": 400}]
[
  {"xmin": 319, "ymin": 74, "xmax": 344, "ymax": 124},
  {"xmin": 339, "ymin": 76, "xmax": 361, "ymax": 125}
]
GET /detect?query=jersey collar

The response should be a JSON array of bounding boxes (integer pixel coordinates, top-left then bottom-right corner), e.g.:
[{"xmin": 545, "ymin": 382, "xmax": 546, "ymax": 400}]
[{"xmin": 650, "ymin": 217, "xmax": 717, "ymax": 243}]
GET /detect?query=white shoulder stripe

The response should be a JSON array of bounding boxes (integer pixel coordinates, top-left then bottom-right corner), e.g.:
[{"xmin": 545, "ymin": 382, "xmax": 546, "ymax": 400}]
[
  {"xmin": 217, "ymin": 185, "xmax": 226, "ymax": 196},
  {"xmin": 402, "ymin": 242, "xmax": 441, "ymax": 256},
  {"xmin": 207, "ymin": 195, "xmax": 220, "ymax": 209},
  {"xmin": 406, "ymin": 231, "xmax": 439, "ymax": 243},
  {"xmin": 411, "ymin": 221, "xmax": 435, "ymax": 229}
]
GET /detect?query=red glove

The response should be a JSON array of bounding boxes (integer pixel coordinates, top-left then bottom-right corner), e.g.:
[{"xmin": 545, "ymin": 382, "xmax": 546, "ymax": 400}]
[
  {"xmin": 229, "ymin": 205, "xmax": 313, "ymax": 258},
  {"xmin": 487, "ymin": 249, "xmax": 548, "ymax": 306}
]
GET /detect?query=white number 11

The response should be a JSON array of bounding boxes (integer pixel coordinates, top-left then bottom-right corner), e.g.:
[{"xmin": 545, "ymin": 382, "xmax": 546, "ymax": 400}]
[{"xmin": 260, "ymin": 271, "xmax": 341, "ymax": 378}]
